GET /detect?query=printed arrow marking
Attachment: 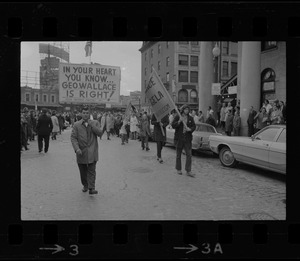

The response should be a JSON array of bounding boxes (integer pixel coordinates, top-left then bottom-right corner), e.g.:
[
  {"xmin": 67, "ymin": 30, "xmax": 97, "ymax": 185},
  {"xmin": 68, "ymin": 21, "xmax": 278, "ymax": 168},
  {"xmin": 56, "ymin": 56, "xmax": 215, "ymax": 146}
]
[
  {"xmin": 174, "ymin": 244, "xmax": 198, "ymax": 254},
  {"xmin": 39, "ymin": 244, "xmax": 65, "ymax": 255}
]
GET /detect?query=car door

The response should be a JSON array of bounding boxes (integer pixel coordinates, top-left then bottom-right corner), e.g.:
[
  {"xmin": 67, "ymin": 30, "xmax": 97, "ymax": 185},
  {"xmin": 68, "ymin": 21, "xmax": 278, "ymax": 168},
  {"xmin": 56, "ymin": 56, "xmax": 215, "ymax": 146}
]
[
  {"xmin": 269, "ymin": 128, "xmax": 286, "ymax": 174},
  {"xmin": 241, "ymin": 127, "xmax": 279, "ymax": 168}
]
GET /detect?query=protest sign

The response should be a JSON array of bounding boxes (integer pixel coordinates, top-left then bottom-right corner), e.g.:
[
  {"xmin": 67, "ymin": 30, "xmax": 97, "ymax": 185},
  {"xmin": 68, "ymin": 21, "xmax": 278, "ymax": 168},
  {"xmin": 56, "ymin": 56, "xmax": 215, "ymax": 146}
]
[
  {"xmin": 59, "ymin": 63, "xmax": 121, "ymax": 104},
  {"xmin": 145, "ymin": 69, "xmax": 176, "ymax": 122}
]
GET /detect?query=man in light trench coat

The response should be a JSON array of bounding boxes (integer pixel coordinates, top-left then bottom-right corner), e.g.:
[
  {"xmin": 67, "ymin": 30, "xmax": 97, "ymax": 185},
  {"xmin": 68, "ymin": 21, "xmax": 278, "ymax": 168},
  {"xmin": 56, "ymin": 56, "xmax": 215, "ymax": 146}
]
[{"xmin": 71, "ymin": 106, "xmax": 103, "ymax": 194}]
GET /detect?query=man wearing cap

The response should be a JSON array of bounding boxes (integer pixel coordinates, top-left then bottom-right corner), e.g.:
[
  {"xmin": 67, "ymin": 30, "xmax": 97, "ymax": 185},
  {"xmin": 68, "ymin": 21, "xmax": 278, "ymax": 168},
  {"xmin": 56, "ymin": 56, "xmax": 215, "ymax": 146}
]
[
  {"xmin": 36, "ymin": 108, "xmax": 53, "ymax": 153},
  {"xmin": 71, "ymin": 106, "xmax": 103, "ymax": 195},
  {"xmin": 172, "ymin": 104, "xmax": 196, "ymax": 177}
]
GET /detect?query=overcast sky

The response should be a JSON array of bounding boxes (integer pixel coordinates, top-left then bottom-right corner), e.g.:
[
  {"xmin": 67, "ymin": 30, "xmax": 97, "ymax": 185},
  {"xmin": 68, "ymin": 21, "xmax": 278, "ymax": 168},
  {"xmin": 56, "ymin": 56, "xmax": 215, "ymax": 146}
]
[{"xmin": 21, "ymin": 41, "xmax": 142, "ymax": 95}]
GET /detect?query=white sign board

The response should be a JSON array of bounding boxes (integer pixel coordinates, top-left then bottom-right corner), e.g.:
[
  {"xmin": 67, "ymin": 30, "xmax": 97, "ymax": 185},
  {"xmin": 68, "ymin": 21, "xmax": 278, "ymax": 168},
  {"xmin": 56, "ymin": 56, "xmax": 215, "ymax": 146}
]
[
  {"xmin": 59, "ymin": 63, "xmax": 121, "ymax": 104},
  {"xmin": 211, "ymin": 83, "xmax": 221, "ymax": 95},
  {"xmin": 145, "ymin": 69, "xmax": 176, "ymax": 122},
  {"xmin": 228, "ymin": 85, "xmax": 237, "ymax": 94}
]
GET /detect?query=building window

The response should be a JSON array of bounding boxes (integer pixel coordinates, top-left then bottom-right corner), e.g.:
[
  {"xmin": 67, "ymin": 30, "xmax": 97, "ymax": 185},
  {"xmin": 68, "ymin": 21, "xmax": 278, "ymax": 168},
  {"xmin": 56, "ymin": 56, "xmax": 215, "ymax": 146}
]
[
  {"xmin": 151, "ymin": 49, "xmax": 153, "ymax": 58},
  {"xmin": 222, "ymin": 61, "xmax": 229, "ymax": 77},
  {"xmin": 178, "ymin": 89, "xmax": 188, "ymax": 102},
  {"xmin": 158, "ymin": 61, "xmax": 161, "ymax": 71},
  {"xmin": 158, "ymin": 44, "xmax": 161, "ymax": 54},
  {"xmin": 190, "ymin": 90, "xmax": 198, "ymax": 103},
  {"xmin": 43, "ymin": 94, "xmax": 47, "ymax": 102},
  {"xmin": 261, "ymin": 41, "xmax": 277, "ymax": 51},
  {"xmin": 190, "ymin": 56, "xmax": 198, "ymax": 66},
  {"xmin": 222, "ymin": 41, "xmax": 229, "ymax": 54},
  {"xmin": 179, "ymin": 55, "xmax": 189, "ymax": 66},
  {"xmin": 51, "ymin": 95, "xmax": 55, "ymax": 103},
  {"xmin": 145, "ymin": 52, "xmax": 147, "ymax": 61},
  {"xmin": 166, "ymin": 57, "xmax": 170, "ymax": 67},
  {"xmin": 178, "ymin": 41, "xmax": 189, "ymax": 44},
  {"xmin": 166, "ymin": 41, "xmax": 169, "ymax": 48},
  {"xmin": 25, "ymin": 93, "xmax": 30, "ymax": 102},
  {"xmin": 190, "ymin": 71, "xmax": 198, "ymax": 83},
  {"xmin": 145, "ymin": 68, "xmax": 147, "ymax": 75},
  {"xmin": 179, "ymin": 70, "xmax": 188, "ymax": 82},
  {"xmin": 166, "ymin": 72, "xmax": 170, "ymax": 82},
  {"xmin": 231, "ymin": 62, "xmax": 237, "ymax": 77},
  {"xmin": 191, "ymin": 41, "xmax": 199, "ymax": 45},
  {"xmin": 35, "ymin": 94, "xmax": 39, "ymax": 102}
]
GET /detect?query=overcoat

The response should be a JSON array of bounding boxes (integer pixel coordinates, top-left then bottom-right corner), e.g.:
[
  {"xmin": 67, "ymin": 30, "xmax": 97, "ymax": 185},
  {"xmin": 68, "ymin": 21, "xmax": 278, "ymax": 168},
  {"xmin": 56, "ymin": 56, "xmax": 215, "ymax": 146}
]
[
  {"xmin": 36, "ymin": 114, "xmax": 53, "ymax": 136},
  {"xmin": 130, "ymin": 115, "xmax": 138, "ymax": 132},
  {"xmin": 225, "ymin": 114, "xmax": 234, "ymax": 132},
  {"xmin": 71, "ymin": 119, "xmax": 102, "ymax": 164},
  {"xmin": 151, "ymin": 114, "xmax": 169, "ymax": 142},
  {"xmin": 138, "ymin": 118, "xmax": 151, "ymax": 137},
  {"xmin": 172, "ymin": 114, "xmax": 196, "ymax": 148},
  {"xmin": 51, "ymin": 115, "xmax": 60, "ymax": 133}
]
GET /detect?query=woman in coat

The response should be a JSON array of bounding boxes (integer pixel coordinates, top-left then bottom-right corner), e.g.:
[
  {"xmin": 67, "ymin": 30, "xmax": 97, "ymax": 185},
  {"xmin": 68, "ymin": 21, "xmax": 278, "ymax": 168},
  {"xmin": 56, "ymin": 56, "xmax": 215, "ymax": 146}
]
[
  {"xmin": 51, "ymin": 111, "xmax": 60, "ymax": 140},
  {"xmin": 225, "ymin": 109, "xmax": 234, "ymax": 136},
  {"xmin": 233, "ymin": 111, "xmax": 241, "ymax": 136},
  {"xmin": 130, "ymin": 113, "xmax": 138, "ymax": 140},
  {"xmin": 151, "ymin": 113, "xmax": 169, "ymax": 163}
]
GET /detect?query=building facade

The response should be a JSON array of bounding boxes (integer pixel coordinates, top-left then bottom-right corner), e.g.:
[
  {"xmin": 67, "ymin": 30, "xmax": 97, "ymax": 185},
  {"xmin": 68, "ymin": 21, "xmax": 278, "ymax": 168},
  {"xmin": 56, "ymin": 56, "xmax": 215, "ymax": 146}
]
[
  {"xmin": 21, "ymin": 86, "xmax": 62, "ymax": 111},
  {"xmin": 139, "ymin": 41, "xmax": 238, "ymax": 113}
]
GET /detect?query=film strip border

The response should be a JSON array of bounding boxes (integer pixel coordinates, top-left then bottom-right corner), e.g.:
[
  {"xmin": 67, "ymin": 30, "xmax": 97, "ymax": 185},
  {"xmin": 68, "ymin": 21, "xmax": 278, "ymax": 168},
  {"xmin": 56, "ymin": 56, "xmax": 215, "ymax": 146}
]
[
  {"xmin": 1, "ymin": 1, "xmax": 300, "ymax": 259},
  {"xmin": 1, "ymin": 222, "xmax": 300, "ymax": 258},
  {"xmin": 0, "ymin": 3, "xmax": 300, "ymax": 39}
]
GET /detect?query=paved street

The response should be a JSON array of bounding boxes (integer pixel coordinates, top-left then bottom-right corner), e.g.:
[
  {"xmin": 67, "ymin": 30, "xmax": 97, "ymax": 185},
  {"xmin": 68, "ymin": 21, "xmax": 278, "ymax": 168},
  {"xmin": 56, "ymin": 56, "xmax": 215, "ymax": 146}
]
[{"xmin": 21, "ymin": 128, "xmax": 286, "ymax": 220}]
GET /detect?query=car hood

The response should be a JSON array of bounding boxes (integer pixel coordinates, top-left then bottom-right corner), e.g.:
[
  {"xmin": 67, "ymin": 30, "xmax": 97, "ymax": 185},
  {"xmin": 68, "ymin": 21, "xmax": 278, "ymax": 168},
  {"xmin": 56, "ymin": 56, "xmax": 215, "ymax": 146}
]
[{"xmin": 209, "ymin": 136, "xmax": 252, "ymax": 142}]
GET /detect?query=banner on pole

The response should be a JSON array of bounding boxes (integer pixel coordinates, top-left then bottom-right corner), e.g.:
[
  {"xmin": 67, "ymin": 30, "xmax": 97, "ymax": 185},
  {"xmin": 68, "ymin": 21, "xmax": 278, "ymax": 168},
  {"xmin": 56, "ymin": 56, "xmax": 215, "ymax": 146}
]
[
  {"xmin": 145, "ymin": 68, "xmax": 176, "ymax": 122},
  {"xmin": 59, "ymin": 63, "xmax": 121, "ymax": 104}
]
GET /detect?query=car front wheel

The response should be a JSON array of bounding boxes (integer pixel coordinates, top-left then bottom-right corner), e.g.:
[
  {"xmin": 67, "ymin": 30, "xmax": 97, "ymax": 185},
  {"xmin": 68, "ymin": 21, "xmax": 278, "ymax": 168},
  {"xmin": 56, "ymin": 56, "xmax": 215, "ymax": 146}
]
[{"xmin": 219, "ymin": 146, "xmax": 237, "ymax": 168}]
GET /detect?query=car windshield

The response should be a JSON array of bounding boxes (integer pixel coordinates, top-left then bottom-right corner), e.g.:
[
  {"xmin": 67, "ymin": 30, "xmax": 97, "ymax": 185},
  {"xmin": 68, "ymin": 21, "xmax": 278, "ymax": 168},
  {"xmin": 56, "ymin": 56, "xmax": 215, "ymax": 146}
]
[
  {"xmin": 195, "ymin": 124, "xmax": 215, "ymax": 133},
  {"xmin": 254, "ymin": 127, "xmax": 279, "ymax": 142}
]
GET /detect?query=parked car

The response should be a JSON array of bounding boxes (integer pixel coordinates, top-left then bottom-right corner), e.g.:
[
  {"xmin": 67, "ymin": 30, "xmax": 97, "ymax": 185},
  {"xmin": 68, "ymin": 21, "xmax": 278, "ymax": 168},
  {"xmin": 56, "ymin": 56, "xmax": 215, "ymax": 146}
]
[
  {"xmin": 150, "ymin": 122, "xmax": 222, "ymax": 152},
  {"xmin": 209, "ymin": 125, "xmax": 286, "ymax": 174}
]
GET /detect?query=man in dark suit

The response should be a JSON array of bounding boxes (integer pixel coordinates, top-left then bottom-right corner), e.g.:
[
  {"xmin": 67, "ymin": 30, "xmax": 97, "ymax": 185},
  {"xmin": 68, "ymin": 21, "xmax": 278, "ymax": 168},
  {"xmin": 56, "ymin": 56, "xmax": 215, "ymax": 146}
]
[
  {"xmin": 247, "ymin": 106, "xmax": 257, "ymax": 137},
  {"xmin": 172, "ymin": 104, "xmax": 196, "ymax": 177},
  {"xmin": 36, "ymin": 108, "xmax": 53, "ymax": 153}
]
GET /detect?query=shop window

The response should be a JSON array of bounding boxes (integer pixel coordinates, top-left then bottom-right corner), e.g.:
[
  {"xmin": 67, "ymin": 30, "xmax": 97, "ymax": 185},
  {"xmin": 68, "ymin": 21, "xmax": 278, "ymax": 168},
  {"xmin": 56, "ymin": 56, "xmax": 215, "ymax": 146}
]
[
  {"xmin": 231, "ymin": 62, "xmax": 237, "ymax": 77},
  {"xmin": 190, "ymin": 56, "xmax": 198, "ymax": 66},
  {"xmin": 179, "ymin": 55, "xmax": 189, "ymax": 66},
  {"xmin": 178, "ymin": 89, "xmax": 188, "ymax": 102},
  {"xmin": 222, "ymin": 61, "xmax": 229, "ymax": 77},
  {"xmin": 222, "ymin": 41, "xmax": 229, "ymax": 54},
  {"xmin": 190, "ymin": 90, "xmax": 198, "ymax": 103},
  {"xmin": 178, "ymin": 70, "xmax": 188, "ymax": 82},
  {"xmin": 190, "ymin": 71, "xmax": 198, "ymax": 83}
]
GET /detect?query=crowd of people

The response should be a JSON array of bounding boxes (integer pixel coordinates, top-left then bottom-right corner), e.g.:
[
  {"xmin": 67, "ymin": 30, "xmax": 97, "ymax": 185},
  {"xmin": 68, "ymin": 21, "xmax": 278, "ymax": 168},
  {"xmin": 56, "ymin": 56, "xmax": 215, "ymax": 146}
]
[{"xmin": 21, "ymin": 98, "xmax": 286, "ymax": 193}]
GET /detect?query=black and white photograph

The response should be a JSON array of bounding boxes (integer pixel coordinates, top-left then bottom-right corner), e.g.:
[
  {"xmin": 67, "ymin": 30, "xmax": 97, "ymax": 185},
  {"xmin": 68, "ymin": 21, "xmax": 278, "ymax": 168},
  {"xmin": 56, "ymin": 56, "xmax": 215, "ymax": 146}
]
[{"xmin": 20, "ymin": 41, "xmax": 286, "ymax": 220}]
